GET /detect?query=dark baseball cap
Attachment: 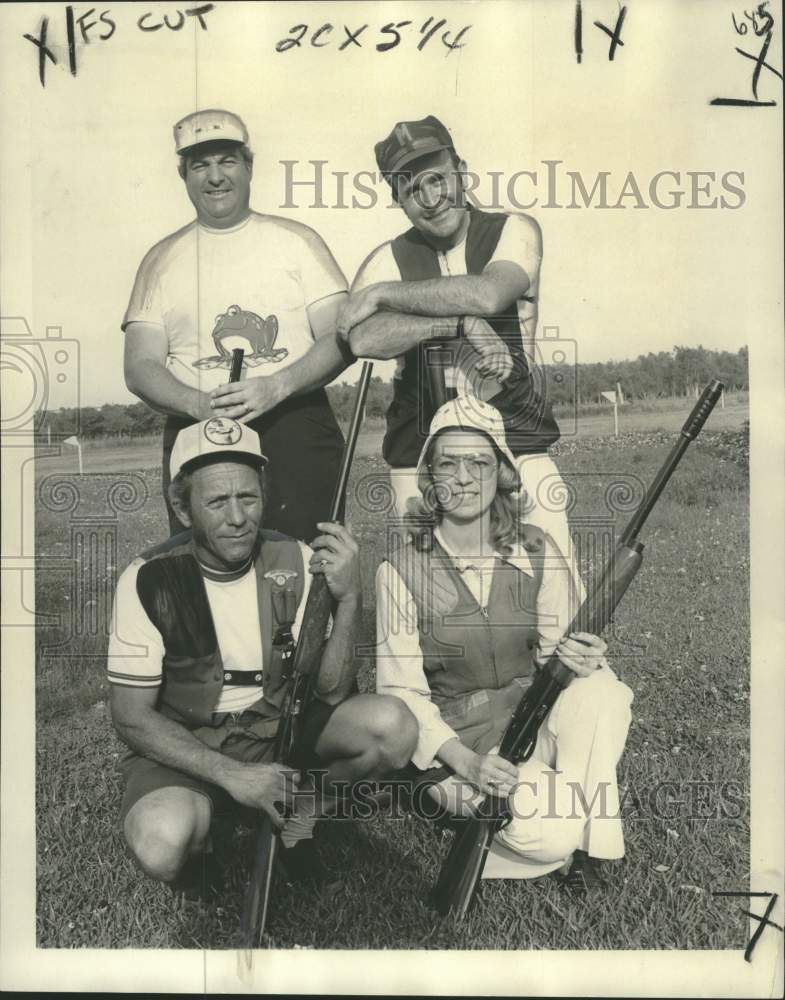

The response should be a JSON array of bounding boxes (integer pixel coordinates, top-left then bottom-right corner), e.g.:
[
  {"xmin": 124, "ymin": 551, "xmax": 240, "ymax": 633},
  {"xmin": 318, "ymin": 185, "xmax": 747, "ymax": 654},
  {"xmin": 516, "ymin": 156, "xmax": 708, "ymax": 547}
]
[{"xmin": 375, "ymin": 115, "xmax": 455, "ymax": 176}]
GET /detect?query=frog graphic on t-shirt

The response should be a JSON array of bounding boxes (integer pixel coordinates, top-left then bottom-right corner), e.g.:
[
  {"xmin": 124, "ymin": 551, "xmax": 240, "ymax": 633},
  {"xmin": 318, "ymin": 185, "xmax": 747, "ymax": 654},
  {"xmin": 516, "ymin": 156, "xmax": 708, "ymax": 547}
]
[{"xmin": 193, "ymin": 304, "xmax": 288, "ymax": 370}]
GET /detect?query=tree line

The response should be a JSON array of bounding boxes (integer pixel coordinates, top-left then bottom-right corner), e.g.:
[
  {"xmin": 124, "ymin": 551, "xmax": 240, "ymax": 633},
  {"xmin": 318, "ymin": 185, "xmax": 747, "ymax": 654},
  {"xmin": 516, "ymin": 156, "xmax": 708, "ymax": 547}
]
[
  {"xmin": 546, "ymin": 345, "xmax": 748, "ymax": 406},
  {"xmin": 44, "ymin": 344, "xmax": 747, "ymax": 439}
]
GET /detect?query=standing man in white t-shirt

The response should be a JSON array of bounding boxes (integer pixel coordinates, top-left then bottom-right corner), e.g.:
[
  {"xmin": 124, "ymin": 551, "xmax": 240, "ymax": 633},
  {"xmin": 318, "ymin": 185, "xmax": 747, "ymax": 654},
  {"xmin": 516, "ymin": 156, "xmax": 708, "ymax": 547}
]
[
  {"xmin": 123, "ymin": 109, "xmax": 352, "ymax": 542},
  {"xmin": 337, "ymin": 116, "xmax": 581, "ymax": 590}
]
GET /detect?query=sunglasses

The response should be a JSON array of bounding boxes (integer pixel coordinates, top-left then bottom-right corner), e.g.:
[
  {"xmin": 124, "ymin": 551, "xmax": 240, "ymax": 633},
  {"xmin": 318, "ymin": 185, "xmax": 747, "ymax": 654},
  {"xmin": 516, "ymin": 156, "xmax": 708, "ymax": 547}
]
[{"xmin": 429, "ymin": 454, "xmax": 499, "ymax": 481}]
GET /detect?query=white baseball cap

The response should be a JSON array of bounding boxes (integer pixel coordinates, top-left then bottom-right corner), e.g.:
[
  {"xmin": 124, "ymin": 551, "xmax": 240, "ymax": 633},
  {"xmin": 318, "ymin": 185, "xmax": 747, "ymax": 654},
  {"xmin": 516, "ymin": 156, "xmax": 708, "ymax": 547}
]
[
  {"xmin": 415, "ymin": 396, "xmax": 519, "ymax": 487},
  {"xmin": 173, "ymin": 109, "xmax": 249, "ymax": 154},
  {"xmin": 169, "ymin": 418, "xmax": 267, "ymax": 481}
]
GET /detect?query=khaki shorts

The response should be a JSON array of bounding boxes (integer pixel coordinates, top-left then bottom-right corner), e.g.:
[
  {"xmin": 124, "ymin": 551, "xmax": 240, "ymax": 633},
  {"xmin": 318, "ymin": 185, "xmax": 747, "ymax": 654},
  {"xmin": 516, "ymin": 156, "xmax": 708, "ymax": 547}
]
[{"xmin": 119, "ymin": 698, "xmax": 338, "ymax": 824}]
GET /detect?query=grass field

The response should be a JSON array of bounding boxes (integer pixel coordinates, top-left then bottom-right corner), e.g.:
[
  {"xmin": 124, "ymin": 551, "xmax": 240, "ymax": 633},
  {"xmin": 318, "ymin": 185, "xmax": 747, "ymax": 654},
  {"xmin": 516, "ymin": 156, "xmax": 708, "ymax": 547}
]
[
  {"xmin": 35, "ymin": 394, "xmax": 748, "ymax": 475},
  {"xmin": 35, "ymin": 405, "xmax": 750, "ymax": 950}
]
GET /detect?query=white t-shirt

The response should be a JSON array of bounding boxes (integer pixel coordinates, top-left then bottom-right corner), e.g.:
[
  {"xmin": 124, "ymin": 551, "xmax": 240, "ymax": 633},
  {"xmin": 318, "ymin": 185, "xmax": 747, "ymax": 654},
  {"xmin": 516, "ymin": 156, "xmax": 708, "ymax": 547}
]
[
  {"xmin": 352, "ymin": 212, "xmax": 541, "ymax": 291},
  {"xmin": 122, "ymin": 212, "xmax": 347, "ymax": 394},
  {"xmin": 107, "ymin": 541, "xmax": 313, "ymax": 715}
]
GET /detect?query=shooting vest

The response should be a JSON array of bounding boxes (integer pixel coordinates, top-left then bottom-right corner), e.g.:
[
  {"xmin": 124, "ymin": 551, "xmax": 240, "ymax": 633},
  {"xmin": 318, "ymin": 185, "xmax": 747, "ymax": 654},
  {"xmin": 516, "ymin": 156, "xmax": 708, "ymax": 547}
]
[
  {"xmin": 386, "ymin": 526, "xmax": 546, "ymax": 754},
  {"xmin": 384, "ymin": 208, "xmax": 561, "ymax": 469},
  {"xmin": 135, "ymin": 531, "xmax": 304, "ymax": 728}
]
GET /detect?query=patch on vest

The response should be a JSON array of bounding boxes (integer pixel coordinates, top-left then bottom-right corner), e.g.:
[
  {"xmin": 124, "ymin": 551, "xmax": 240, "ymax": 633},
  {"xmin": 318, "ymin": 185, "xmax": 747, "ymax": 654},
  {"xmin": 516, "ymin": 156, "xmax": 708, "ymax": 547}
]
[
  {"xmin": 265, "ymin": 568, "xmax": 299, "ymax": 627},
  {"xmin": 264, "ymin": 569, "xmax": 298, "ymax": 588}
]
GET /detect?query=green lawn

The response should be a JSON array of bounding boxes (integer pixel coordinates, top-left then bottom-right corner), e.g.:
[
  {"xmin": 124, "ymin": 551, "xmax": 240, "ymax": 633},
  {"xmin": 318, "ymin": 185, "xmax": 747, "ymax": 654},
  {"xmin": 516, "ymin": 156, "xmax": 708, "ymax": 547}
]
[{"xmin": 35, "ymin": 426, "xmax": 750, "ymax": 949}]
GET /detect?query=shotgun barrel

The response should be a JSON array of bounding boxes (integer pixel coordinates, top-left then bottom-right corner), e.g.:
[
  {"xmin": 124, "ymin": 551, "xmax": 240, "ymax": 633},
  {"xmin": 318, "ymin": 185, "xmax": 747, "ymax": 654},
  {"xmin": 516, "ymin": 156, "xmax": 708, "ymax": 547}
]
[{"xmin": 240, "ymin": 361, "xmax": 374, "ymax": 949}]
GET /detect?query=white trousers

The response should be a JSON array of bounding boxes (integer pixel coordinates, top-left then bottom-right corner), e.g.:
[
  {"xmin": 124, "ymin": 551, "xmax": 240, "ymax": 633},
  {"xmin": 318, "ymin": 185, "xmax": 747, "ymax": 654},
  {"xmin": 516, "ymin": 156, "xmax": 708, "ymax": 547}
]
[
  {"xmin": 430, "ymin": 666, "xmax": 633, "ymax": 879},
  {"xmin": 388, "ymin": 452, "xmax": 585, "ymax": 601},
  {"xmin": 495, "ymin": 666, "xmax": 633, "ymax": 876}
]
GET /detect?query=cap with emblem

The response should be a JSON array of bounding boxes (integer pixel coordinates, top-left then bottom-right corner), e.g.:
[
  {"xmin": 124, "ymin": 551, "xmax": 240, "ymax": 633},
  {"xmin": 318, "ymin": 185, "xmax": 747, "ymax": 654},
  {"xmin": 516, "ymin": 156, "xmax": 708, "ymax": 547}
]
[
  {"xmin": 173, "ymin": 109, "xmax": 249, "ymax": 155},
  {"xmin": 169, "ymin": 417, "xmax": 267, "ymax": 480},
  {"xmin": 415, "ymin": 396, "xmax": 519, "ymax": 490},
  {"xmin": 375, "ymin": 115, "xmax": 455, "ymax": 176}
]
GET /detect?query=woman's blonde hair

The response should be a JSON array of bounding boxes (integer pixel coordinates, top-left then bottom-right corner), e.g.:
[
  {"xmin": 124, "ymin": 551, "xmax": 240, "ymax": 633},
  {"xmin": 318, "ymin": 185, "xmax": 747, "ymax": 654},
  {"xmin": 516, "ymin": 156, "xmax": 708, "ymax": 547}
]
[{"xmin": 409, "ymin": 428, "xmax": 527, "ymax": 556}]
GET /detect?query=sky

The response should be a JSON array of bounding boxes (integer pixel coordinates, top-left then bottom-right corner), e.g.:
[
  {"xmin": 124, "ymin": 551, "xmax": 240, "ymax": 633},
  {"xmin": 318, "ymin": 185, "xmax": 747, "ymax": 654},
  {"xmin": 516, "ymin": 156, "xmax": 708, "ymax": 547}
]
[{"xmin": 1, "ymin": 0, "xmax": 782, "ymax": 407}]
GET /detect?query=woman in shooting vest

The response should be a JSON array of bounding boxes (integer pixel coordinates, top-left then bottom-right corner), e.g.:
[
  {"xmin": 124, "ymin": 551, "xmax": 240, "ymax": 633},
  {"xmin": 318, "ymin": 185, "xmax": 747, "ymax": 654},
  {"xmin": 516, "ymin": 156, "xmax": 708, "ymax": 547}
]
[{"xmin": 375, "ymin": 396, "xmax": 633, "ymax": 887}]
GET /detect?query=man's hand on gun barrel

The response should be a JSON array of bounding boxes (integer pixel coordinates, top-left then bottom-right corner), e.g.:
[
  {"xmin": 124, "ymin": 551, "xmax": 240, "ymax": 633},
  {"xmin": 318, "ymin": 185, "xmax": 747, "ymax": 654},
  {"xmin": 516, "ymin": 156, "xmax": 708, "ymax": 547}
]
[
  {"xmin": 308, "ymin": 522, "xmax": 361, "ymax": 604},
  {"xmin": 209, "ymin": 374, "xmax": 286, "ymax": 422}
]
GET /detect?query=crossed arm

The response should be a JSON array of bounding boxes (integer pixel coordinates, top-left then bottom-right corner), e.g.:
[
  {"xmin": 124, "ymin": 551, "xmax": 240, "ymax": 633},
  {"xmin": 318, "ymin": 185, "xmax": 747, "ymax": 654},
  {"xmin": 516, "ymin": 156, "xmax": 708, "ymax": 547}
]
[
  {"xmin": 124, "ymin": 291, "xmax": 353, "ymax": 424},
  {"xmin": 343, "ymin": 261, "xmax": 531, "ymax": 369}
]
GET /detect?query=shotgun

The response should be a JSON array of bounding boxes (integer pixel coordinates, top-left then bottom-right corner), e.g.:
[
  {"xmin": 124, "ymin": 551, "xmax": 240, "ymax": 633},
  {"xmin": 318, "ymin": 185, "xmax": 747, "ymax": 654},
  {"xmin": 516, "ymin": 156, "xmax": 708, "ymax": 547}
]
[
  {"xmin": 422, "ymin": 339, "xmax": 456, "ymax": 411},
  {"xmin": 240, "ymin": 361, "xmax": 374, "ymax": 949},
  {"xmin": 229, "ymin": 347, "xmax": 244, "ymax": 383},
  {"xmin": 430, "ymin": 379, "xmax": 725, "ymax": 917}
]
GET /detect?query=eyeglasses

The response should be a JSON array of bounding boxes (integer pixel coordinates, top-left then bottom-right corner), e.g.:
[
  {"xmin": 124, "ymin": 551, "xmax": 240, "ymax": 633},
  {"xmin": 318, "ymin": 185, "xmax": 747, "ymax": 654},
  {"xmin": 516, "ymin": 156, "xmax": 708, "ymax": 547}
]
[{"xmin": 429, "ymin": 455, "xmax": 499, "ymax": 480}]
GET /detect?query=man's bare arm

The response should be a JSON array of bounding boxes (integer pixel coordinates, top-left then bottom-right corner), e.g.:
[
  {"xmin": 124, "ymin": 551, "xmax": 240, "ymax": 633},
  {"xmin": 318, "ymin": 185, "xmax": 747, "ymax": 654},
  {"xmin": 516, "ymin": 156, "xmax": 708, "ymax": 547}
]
[
  {"xmin": 305, "ymin": 522, "xmax": 363, "ymax": 706},
  {"xmin": 376, "ymin": 261, "xmax": 530, "ymax": 316},
  {"xmin": 283, "ymin": 291, "xmax": 355, "ymax": 392},
  {"xmin": 337, "ymin": 261, "xmax": 531, "ymax": 336},
  {"xmin": 348, "ymin": 312, "xmax": 460, "ymax": 360},
  {"xmin": 124, "ymin": 322, "xmax": 212, "ymax": 421},
  {"xmin": 209, "ymin": 292, "xmax": 353, "ymax": 422},
  {"xmin": 348, "ymin": 312, "xmax": 513, "ymax": 382},
  {"xmin": 110, "ymin": 686, "xmax": 296, "ymax": 824},
  {"xmin": 313, "ymin": 594, "xmax": 362, "ymax": 705}
]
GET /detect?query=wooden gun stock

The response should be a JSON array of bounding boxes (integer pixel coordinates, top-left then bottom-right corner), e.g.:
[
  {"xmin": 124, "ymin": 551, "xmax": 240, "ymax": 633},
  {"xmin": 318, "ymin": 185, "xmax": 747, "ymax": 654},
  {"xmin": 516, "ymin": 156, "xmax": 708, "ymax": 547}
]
[{"xmin": 422, "ymin": 339, "xmax": 458, "ymax": 411}]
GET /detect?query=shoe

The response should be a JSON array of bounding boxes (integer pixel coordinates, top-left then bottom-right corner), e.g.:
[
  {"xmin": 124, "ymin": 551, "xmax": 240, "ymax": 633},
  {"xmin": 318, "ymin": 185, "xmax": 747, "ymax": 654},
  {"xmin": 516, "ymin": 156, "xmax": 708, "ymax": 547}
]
[
  {"xmin": 552, "ymin": 850, "xmax": 608, "ymax": 893},
  {"xmin": 278, "ymin": 839, "xmax": 337, "ymax": 887}
]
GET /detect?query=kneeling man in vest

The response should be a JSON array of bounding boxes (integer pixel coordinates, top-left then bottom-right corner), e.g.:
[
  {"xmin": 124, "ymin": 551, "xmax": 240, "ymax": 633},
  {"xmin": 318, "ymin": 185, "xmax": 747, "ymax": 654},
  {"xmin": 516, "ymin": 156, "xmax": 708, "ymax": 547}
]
[
  {"xmin": 108, "ymin": 416, "xmax": 418, "ymax": 888},
  {"xmin": 339, "ymin": 115, "xmax": 581, "ymax": 596}
]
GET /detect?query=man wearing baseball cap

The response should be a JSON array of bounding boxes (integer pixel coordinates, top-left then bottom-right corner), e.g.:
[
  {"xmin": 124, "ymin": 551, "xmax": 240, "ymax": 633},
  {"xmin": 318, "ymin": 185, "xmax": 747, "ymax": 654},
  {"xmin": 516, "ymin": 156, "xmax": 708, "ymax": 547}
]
[
  {"xmin": 107, "ymin": 417, "xmax": 417, "ymax": 892},
  {"xmin": 339, "ymin": 115, "xmax": 580, "ymax": 592},
  {"xmin": 122, "ymin": 109, "xmax": 353, "ymax": 543}
]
